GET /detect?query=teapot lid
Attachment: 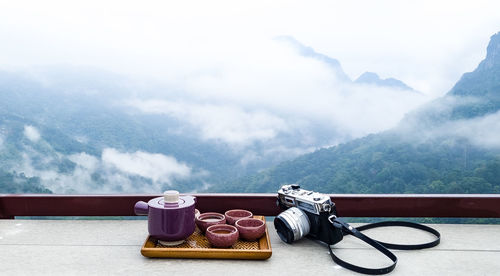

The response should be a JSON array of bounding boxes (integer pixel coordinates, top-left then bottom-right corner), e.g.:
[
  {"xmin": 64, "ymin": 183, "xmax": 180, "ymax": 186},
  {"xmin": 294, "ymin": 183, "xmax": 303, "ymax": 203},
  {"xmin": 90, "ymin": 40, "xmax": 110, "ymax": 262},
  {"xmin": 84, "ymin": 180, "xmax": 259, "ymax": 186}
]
[
  {"xmin": 164, "ymin": 190, "xmax": 179, "ymax": 203},
  {"xmin": 148, "ymin": 190, "xmax": 195, "ymax": 209}
]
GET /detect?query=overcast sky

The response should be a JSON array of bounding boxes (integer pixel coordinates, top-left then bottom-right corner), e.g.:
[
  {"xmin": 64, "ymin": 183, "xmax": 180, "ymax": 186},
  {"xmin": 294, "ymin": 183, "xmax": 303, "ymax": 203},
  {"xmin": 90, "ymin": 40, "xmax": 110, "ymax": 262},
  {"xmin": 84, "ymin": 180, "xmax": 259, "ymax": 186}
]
[
  {"xmin": 1, "ymin": 0, "xmax": 500, "ymax": 148},
  {"xmin": 1, "ymin": 0, "xmax": 500, "ymax": 97}
]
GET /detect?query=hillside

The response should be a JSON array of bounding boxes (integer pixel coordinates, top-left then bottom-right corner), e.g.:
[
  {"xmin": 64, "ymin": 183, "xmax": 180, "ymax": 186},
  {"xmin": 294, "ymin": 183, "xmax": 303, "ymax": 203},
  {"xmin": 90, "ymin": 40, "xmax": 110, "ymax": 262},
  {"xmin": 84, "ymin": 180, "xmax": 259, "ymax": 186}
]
[
  {"xmin": 0, "ymin": 34, "xmax": 428, "ymax": 194},
  {"xmin": 0, "ymin": 71, "xmax": 245, "ymax": 193},
  {"xmin": 226, "ymin": 32, "xmax": 500, "ymax": 194}
]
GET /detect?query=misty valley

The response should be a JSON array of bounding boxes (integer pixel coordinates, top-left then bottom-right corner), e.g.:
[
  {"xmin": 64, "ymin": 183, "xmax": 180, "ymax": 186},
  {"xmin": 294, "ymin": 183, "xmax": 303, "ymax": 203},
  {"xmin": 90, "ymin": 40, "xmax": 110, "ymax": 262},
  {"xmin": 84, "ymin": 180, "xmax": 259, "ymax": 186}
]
[{"xmin": 1, "ymin": 32, "xmax": 500, "ymax": 197}]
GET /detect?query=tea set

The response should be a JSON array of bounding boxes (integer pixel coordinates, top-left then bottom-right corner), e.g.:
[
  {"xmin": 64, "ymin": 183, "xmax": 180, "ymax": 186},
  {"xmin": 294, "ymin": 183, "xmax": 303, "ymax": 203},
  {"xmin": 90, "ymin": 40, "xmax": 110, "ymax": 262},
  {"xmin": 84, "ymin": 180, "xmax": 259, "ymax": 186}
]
[{"xmin": 134, "ymin": 190, "xmax": 266, "ymax": 248}]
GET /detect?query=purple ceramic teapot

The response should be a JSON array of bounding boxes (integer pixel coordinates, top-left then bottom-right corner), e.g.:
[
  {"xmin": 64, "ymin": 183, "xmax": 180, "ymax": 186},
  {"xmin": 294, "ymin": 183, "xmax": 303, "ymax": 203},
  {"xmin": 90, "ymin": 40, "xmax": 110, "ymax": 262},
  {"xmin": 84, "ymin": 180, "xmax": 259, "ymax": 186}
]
[{"xmin": 134, "ymin": 191, "xmax": 196, "ymax": 245}]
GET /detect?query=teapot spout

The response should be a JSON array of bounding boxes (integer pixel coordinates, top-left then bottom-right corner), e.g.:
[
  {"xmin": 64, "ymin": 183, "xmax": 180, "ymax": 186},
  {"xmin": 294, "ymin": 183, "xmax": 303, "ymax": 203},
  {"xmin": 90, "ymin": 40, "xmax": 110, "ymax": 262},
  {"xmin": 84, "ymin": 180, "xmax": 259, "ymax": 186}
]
[{"xmin": 134, "ymin": 201, "xmax": 149, "ymax": 215}]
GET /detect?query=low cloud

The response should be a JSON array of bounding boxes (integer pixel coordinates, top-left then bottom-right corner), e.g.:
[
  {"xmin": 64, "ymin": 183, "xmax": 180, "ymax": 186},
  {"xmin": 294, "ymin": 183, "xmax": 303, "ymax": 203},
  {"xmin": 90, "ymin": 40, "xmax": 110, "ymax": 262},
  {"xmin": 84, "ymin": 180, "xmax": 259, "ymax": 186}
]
[
  {"xmin": 126, "ymin": 85, "xmax": 428, "ymax": 149},
  {"xmin": 432, "ymin": 111, "xmax": 500, "ymax": 149},
  {"xmin": 102, "ymin": 148, "xmax": 191, "ymax": 183},
  {"xmin": 68, "ymin": 152, "xmax": 99, "ymax": 171},
  {"xmin": 396, "ymin": 96, "xmax": 500, "ymax": 149},
  {"xmin": 127, "ymin": 99, "xmax": 289, "ymax": 146},
  {"xmin": 15, "ymin": 148, "xmax": 194, "ymax": 193},
  {"xmin": 23, "ymin": 125, "xmax": 41, "ymax": 142},
  {"xmin": 122, "ymin": 39, "xmax": 431, "ymax": 151}
]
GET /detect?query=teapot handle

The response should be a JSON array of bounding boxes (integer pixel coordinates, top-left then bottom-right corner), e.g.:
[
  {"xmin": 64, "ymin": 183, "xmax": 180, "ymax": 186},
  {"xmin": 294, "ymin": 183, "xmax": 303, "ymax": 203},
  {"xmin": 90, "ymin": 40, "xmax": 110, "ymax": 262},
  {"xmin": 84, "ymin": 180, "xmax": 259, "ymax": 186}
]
[{"xmin": 134, "ymin": 201, "xmax": 149, "ymax": 215}]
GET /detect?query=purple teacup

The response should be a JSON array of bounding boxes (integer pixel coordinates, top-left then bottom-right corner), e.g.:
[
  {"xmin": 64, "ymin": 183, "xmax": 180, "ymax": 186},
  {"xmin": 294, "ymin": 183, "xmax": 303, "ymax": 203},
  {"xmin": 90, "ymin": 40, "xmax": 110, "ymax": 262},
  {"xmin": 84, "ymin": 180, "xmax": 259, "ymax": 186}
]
[
  {"xmin": 206, "ymin": 224, "xmax": 239, "ymax": 248},
  {"xmin": 235, "ymin": 218, "xmax": 266, "ymax": 241},
  {"xmin": 224, "ymin": 209, "xmax": 253, "ymax": 225},
  {"xmin": 195, "ymin": 212, "xmax": 226, "ymax": 233}
]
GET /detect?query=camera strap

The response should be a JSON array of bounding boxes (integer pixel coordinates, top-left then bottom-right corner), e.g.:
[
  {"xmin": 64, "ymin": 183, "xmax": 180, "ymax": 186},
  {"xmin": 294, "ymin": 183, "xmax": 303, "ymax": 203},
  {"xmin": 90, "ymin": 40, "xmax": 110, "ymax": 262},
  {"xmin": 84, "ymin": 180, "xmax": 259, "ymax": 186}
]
[{"xmin": 327, "ymin": 217, "xmax": 441, "ymax": 275}]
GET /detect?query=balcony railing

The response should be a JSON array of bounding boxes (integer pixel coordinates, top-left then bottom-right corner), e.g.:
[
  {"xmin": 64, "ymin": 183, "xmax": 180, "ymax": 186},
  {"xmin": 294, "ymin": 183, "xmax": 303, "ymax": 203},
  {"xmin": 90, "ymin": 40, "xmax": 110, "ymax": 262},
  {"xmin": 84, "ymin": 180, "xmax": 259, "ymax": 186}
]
[
  {"xmin": 2, "ymin": 193, "xmax": 500, "ymax": 275},
  {"xmin": 1, "ymin": 193, "xmax": 500, "ymax": 219}
]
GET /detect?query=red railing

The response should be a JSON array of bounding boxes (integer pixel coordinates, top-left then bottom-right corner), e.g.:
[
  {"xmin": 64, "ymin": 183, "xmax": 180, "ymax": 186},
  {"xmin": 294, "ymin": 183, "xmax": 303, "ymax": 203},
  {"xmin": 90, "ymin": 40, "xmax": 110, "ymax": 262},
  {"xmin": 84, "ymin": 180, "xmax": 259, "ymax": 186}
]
[{"xmin": 1, "ymin": 194, "xmax": 500, "ymax": 219}]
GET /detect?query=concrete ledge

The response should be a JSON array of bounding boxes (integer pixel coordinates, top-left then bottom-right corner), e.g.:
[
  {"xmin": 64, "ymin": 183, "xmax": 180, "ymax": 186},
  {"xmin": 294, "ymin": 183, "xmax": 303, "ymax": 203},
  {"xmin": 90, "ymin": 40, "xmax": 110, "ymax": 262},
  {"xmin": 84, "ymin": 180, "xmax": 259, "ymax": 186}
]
[{"xmin": 1, "ymin": 220, "xmax": 499, "ymax": 275}]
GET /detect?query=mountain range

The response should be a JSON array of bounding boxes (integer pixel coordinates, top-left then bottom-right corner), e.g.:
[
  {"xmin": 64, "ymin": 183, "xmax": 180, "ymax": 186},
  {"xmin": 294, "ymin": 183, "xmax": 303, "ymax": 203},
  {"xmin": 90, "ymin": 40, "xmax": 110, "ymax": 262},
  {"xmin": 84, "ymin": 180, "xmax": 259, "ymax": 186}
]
[
  {"xmin": 1, "ymin": 32, "xmax": 497, "ymax": 195},
  {"xmin": 275, "ymin": 35, "xmax": 415, "ymax": 91},
  {"xmin": 223, "ymin": 32, "xmax": 500, "ymax": 194}
]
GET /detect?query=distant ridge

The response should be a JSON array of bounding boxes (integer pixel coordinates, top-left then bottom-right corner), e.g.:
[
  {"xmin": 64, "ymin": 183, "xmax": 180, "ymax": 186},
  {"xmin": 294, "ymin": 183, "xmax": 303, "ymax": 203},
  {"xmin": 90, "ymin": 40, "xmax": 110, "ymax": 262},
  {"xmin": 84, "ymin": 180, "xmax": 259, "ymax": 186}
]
[
  {"xmin": 275, "ymin": 35, "xmax": 415, "ymax": 91},
  {"xmin": 355, "ymin": 72, "xmax": 415, "ymax": 91},
  {"xmin": 275, "ymin": 35, "xmax": 351, "ymax": 82}
]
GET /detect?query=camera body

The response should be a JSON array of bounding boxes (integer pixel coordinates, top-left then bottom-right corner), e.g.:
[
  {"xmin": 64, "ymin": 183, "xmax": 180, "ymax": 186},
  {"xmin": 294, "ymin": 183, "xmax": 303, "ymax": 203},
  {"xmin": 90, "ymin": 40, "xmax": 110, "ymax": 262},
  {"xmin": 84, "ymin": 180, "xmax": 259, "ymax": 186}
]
[{"xmin": 274, "ymin": 184, "xmax": 343, "ymax": 245}]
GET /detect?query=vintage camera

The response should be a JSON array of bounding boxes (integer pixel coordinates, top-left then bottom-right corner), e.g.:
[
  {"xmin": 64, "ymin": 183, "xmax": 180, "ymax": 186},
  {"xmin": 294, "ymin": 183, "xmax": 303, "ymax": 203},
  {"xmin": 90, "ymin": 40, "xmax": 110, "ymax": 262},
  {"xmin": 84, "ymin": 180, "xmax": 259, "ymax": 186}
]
[{"xmin": 274, "ymin": 184, "xmax": 343, "ymax": 245}]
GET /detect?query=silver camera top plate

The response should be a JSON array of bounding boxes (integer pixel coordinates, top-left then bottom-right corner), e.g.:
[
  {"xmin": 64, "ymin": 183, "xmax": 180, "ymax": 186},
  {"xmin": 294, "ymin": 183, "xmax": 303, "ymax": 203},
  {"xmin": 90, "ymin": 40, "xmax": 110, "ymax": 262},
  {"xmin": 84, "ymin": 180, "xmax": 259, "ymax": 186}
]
[{"xmin": 278, "ymin": 184, "xmax": 333, "ymax": 215}]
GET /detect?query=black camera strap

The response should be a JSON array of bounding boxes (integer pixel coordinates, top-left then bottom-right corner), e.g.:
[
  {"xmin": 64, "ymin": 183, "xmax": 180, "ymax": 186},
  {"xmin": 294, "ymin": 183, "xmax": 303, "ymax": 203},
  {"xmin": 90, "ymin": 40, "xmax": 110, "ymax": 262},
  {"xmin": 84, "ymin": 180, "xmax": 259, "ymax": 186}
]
[
  {"xmin": 354, "ymin": 220, "xmax": 441, "ymax": 250},
  {"xmin": 327, "ymin": 217, "xmax": 440, "ymax": 275}
]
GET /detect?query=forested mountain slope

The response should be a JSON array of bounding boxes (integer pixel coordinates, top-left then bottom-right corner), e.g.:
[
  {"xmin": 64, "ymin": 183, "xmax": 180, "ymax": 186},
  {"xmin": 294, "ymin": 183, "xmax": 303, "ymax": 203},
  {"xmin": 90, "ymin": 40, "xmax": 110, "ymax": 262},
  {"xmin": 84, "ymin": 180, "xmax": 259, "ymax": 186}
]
[{"xmin": 226, "ymin": 32, "xmax": 500, "ymax": 194}]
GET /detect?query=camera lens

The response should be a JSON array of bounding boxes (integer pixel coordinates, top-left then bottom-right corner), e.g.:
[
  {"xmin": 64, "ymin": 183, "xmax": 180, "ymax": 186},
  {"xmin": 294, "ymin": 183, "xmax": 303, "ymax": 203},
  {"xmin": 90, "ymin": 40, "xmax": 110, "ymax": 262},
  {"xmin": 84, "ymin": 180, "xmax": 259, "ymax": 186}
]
[{"xmin": 274, "ymin": 207, "xmax": 310, "ymax": 244}]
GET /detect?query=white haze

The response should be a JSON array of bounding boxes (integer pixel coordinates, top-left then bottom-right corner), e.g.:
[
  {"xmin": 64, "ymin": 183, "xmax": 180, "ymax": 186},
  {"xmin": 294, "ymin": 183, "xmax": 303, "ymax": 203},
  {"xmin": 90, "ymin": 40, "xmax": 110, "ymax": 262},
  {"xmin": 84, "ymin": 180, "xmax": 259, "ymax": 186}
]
[
  {"xmin": 463, "ymin": 113, "xmax": 500, "ymax": 149},
  {"xmin": 101, "ymin": 149, "xmax": 191, "ymax": 184},
  {"xmin": 126, "ymin": 80, "xmax": 429, "ymax": 147},
  {"xmin": 412, "ymin": 108, "xmax": 500, "ymax": 150},
  {"xmin": 23, "ymin": 125, "xmax": 41, "ymax": 142},
  {"xmin": 447, "ymin": 112, "xmax": 500, "ymax": 149},
  {"xmin": 1, "ymin": 0, "xmax": 499, "ymax": 143},
  {"xmin": 15, "ymin": 149, "xmax": 194, "ymax": 193},
  {"xmin": 128, "ymin": 99, "xmax": 289, "ymax": 146},
  {"xmin": 118, "ymin": 31, "xmax": 432, "ymax": 147},
  {"xmin": 1, "ymin": 1, "xmax": 500, "ymax": 97}
]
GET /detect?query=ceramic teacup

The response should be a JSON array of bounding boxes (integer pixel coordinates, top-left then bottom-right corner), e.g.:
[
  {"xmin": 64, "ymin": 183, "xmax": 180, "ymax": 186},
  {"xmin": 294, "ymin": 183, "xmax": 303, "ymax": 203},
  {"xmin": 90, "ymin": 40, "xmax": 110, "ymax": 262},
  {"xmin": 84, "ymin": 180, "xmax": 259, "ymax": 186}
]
[
  {"xmin": 224, "ymin": 209, "xmax": 253, "ymax": 225},
  {"xmin": 206, "ymin": 224, "xmax": 239, "ymax": 248},
  {"xmin": 235, "ymin": 218, "xmax": 266, "ymax": 241},
  {"xmin": 195, "ymin": 212, "xmax": 226, "ymax": 233}
]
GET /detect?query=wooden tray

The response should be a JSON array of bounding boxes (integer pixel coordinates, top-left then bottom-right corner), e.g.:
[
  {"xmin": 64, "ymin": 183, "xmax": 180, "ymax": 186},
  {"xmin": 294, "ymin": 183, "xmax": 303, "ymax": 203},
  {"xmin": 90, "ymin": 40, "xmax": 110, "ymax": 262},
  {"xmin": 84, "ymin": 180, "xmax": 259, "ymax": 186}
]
[{"xmin": 140, "ymin": 216, "xmax": 272, "ymax": 260}]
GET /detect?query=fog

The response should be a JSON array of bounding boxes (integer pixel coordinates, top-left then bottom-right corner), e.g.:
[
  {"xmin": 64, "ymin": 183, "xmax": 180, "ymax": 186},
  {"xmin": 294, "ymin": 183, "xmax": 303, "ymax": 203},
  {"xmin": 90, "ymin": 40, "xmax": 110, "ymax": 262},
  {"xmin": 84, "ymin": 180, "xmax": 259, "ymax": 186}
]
[
  {"xmin": 448, "ymin": 111, "xmax": 500, "ymax": 149},
  {"xmin": 101, "ymin": 148, "xmax": 192, "ymax": 184},
  {"xmin": 407, "ymin": 100, "xmax": 500, "ymax": 150},
  {"xmin": 390, "ymin": 94, "xmax": 500, "ymax": 151},
  {"xmin": 18, "ymin": 127, "xmax": 197, "ymax": 193},
  {"xmin": 1, "ymin": 1, "xmax": 500, "ymax": 97},
  {"xmin": 23, "ymin": 125, "xmax": 41, "ymax": 142},
  {"xmin": 126, "ymin": 79, "xmax": 429, "ymax": 147},
  {"xmin": 2, "ymin": 1, "xmax": 500, "ymax": 193}
]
